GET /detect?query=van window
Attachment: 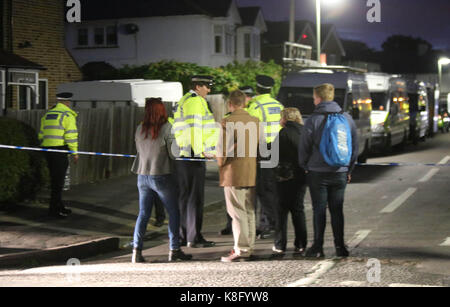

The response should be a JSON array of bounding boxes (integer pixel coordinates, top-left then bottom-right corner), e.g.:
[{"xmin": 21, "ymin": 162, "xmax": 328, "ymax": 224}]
[
  {"xmin": 371, "ymin": 92, "xmax": 388, "ymax": 111},
  {"xmin": 278, "ymin": 87, "xmax": 345, "ymax": 115}
]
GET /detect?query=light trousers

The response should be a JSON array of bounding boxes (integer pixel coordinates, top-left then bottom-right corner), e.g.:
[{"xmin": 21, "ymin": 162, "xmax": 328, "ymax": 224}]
[{"xmin": 224, "ymin": 186, "xmax": 256, "ymax": 255}]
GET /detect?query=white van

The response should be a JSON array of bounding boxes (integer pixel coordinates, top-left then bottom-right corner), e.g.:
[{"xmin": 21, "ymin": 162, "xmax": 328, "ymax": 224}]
[
  {"xmin": 57, "ymin": 79, "xmax": 183, "ymax": 109},
  {"xmin": 278, "ymin": 69, "xmax": 372, "ymax": 163},
  {"xmin": 366, "ymin": 73, "xmax": 410, "ymax": 151}
]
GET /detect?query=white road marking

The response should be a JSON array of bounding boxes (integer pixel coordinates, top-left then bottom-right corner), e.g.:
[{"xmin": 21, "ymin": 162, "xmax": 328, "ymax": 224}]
[
  {"xmin": 389, "ymin": 283, "xmax": 442, "ymax": 288},
  {"xmin": 438, "ymin": 156, "xmax": 450, "ymax": 165},
  {"xmin": 418, "ymin": 168, "xmax": 439, "ymax": 183},
  {"xmin": 340, "ymin": 280, "xmax": 366, "ymax": 287},
  {"xmin": 286, "ymin": 260, "xmax": 335, "ymax": 287},
  {"xmin": 286, "ymin": 229, "xmax": 371, "ymax": 287},
  {"xmin": 439, "ymin": 237, "xmax": 450, "ymax": 246},
  {"xmin": 380, "ymin": 188, "xmax": 417, "ymax": 213},
  {"xmin": 347, "ymin": 230, "xmax": 372, "ymax": 250}
]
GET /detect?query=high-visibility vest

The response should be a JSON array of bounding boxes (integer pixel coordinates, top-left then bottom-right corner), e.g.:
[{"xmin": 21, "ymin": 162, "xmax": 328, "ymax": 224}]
[
  {"xmin": 246, "ymin": 94, "xmax": 284, "ymax": 144},
  {"xmin": 38, "ymin": 103, "xmax": 78, "ymax": 153},
  {"xmin": 172, "ymin": 92, "xmax": 219, "ymax": 157}
]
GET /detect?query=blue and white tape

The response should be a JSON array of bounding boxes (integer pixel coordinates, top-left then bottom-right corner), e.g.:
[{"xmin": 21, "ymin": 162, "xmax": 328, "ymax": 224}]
[
  {"xmin": 0, "ymin": 145, "xmax": 214, "ymax": 162},
  {"xmin": 0, "ymin": 144, "xmax": 449, "ymax": 166}
]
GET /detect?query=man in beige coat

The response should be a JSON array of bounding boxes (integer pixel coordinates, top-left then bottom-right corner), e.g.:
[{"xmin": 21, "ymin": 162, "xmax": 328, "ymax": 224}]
[{"xmin": 217, "ymin": 90, "xmax": 261, "ymax": 262}]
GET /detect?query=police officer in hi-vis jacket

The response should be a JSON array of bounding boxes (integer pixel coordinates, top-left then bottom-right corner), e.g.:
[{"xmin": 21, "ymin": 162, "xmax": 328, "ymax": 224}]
[
  {"xmin": 246, "ymin": 75, "xmax": 284, "ymax": 238},
  {"xmin": 172, "ymin": 75, "xmax": 219, "ymax": 248},
  {"xmin": 39, "ymin": 92, "xmax": 78, "ymax": 219}
]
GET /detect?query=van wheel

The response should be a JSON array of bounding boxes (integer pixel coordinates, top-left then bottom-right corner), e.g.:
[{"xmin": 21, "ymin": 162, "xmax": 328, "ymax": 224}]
[
  {"xmin": 385, "ymin": 135, "xmax": 393, "ymax": 154},
  {"xmin": 357, "ymin": 142, "xmax": 369, "ymax": 164}
]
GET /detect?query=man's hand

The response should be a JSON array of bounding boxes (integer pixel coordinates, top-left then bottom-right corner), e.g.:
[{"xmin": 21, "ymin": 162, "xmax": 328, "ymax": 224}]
[
  {"xmin": 202, "ymin": 152, "xmax": 216, "ymax": 160},
  {"xmin": 347, "ymin": 174, "xmax": 352, "ymax": 183},
  {"xmin": 72, "ymin": 155, "xmax": 79, "ymax": 164}
]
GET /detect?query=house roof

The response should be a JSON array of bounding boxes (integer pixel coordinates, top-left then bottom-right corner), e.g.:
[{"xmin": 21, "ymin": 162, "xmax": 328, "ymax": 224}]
[
  {"xmin": 0, "ymin": 50, "xmax": 45, "ymax": 70},
  {"xmin": 238, "ymin": 7, "xmax": 261, "ymax": 26},
  {"xmin": 80, "ymin": 0, "xmax": 234, "ymax": 20}
]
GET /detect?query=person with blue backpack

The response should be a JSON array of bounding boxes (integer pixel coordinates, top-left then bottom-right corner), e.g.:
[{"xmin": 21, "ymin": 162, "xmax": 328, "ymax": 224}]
[{"xmin": 298, "ymin": 83, "xmax": 358, "ymax": 258}]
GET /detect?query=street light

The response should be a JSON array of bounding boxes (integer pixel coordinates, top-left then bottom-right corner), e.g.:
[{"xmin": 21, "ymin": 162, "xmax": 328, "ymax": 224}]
[
  {"xmin": 438, "ymin": 57, "xmax": 450, "ymax": 87},
  {"xmin": 315, "ymin": 0, "xmax": 341, "ymax": 64}
]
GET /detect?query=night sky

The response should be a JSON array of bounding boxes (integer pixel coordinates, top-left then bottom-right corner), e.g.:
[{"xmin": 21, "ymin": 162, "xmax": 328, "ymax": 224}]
[{"xmin": 237, "ymin": 0, "xmax": 450, "ymax": 51}]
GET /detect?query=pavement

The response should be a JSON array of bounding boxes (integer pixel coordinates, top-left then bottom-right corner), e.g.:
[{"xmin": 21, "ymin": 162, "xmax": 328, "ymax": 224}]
[{"xmin": 0, "ymin": 162, "xmax": 225, "ymax": 268}]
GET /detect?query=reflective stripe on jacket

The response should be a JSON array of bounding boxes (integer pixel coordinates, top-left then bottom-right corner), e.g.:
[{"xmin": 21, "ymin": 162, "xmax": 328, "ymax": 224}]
[
  {"xmin": 38, "ymin": 103, "xmax": 78, "ymax": 153},
  {"xmin": 172, "ymin": 92, "xmax": 219, "ymax": 157},
  {"xmin": 246, "ymin": 94, "xmax": 284, "ymax": 144}
]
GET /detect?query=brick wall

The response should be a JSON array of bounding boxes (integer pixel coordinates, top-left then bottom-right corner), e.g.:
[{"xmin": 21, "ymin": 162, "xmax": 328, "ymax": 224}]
[{"xmin": 11, "ymin": 0, "xmax": 82, "ymax": 108}]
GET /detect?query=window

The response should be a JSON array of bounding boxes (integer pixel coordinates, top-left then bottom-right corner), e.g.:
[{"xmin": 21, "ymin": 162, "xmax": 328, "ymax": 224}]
[
  {"xmin": 253, "ymin": 34, "xmax": 260, "ymax": 58},
  {"xmin": 106, "ymin": 26, "xmax": 118, "ymax": 46},
  {"xmin": 214, "ymin": 25, "xmax": 223, "ymax": 54},
  {"xmin": 244, "ymin": 33, "xmax": 251, "ymax": 58},
  {"xmin": 94, "ymin": 28, "xmax": 105, "ymax": 45},
  {"xmin": 77, "ymin": 28, "xmax": 88, "ymax": 46},
  {"xmin": 225, "ymin": 25, "xmax": 235, "ymax": 56}
]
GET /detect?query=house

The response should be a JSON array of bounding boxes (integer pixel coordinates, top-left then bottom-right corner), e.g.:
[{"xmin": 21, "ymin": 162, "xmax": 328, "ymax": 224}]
[
  {"xmin": 262, "ymin": 20, "xmax": 346, "ymax": 66},
  {"xmin": 65, "ymin": 0, "xmax": 267, "ymax": 69},
  {"xmin": 0, "ymin": 0, "xmax": 82, "ymax": 113}
]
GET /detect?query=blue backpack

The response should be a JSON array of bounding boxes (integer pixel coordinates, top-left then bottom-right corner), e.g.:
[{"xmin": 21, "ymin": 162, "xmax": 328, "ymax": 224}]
[{"xmin": 318, "ymin": 112, "xmax": 352, "ymax": 167}]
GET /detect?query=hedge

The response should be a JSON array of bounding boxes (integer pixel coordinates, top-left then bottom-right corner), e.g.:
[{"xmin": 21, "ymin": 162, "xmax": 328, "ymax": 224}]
[
  {"xmin": 0, "ymin": 118, "xmax": 48, "ymax": 205},
  {"xmin": 82, "ymin": 60, "xmax": 283, "ymax": 96}
]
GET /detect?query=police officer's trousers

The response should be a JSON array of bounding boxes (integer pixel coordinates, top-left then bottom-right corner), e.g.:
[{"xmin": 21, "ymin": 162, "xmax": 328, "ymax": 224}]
[
  {"xmin": 176, "ymin": 160, "xmax": 206, "ymax": 243},
  {"xmin": 256, "ymin": 166, "xmax": 279, "ymax": 231},
  {"xmin": 44, "ymin": 146, "xmax": 69, "ymax": 212}
]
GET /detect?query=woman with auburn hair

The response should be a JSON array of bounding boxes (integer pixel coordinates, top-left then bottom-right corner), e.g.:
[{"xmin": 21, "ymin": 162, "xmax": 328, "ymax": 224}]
[{"xmin": 131, "ymin": 98, "xmax": 192, "ymax": 263}]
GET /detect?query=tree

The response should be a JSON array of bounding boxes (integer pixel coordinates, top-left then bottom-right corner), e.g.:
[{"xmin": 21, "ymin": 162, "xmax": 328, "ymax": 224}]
[{"xmin": 380, "ymin": 35, "xmax": 436, "ymax": 74}]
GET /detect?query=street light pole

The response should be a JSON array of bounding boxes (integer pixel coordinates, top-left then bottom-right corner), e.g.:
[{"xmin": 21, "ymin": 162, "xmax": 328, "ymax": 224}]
[
  {"xmin": 316, "ymin": 0, "xmax": 321, "ymax": 63},
  {"xmin": 289, "ymin": 0, "xmax": 295, "ymax": 42}
]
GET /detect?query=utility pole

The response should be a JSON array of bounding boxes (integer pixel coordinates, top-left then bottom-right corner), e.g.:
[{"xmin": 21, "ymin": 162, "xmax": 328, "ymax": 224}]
[{"xmin": 289, "ymin": 0, "xmax": 295, "ymax": 42}]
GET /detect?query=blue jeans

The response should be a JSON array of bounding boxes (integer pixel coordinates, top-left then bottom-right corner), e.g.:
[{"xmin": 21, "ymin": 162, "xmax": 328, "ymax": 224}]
[
  {"xmin": 133, "ymin": 174, "xmax": 180, "ymax": 250},
  {"xmin": 307, "ymin": 171, "xmax": 347, "ymax": 248}
]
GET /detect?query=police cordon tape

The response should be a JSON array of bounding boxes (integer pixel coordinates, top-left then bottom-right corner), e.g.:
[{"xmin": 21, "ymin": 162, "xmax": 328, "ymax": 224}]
[{"xmin": 0, "ymin": 144, "xmax": 450, "ymax": 166}]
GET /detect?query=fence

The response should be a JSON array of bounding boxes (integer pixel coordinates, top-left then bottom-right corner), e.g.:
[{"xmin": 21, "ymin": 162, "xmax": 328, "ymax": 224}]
[{"xmin": 4, "ymin": 94, "xmax": 227, "ymax": 186}]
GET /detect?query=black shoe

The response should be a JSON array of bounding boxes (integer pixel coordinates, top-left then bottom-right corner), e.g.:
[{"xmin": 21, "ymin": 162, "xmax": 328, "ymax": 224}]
[
  {"xmin": 219, "ymin": 227, "xmax": 232, "ymax": 235},
  {"xmin": 294, "ymin": 247, "xmax": 306, "ymax": 256},
  {"xmin": 153, "ymin": 220, "xmax": 164, "ymax": 227},
  {"xmin": 48, "ymin": 210, "xmax": 68, "ymax": 219},
  {"xmin": 180, "ymin": 240, "xmax": 187, "ymax": 247},
  {"xmin": 169, "ymin": 249, "xmax": 192, "ymax": 262},
  {"xmin": 335, "ymin": 246, "xmax": 349, "ymax": 258},
  {"xmin": 132, "ymin": 249, "xmax": 145, "ymax": 263},
  {"xmin": 60, "ymin": 207, "xmax": 72, "ymax": 215},
  {"xmin": 188, "ymin": 239, "xmax": 216, "ymax": 248},
  {"xmin": 305, "ymin": 245, "xmax": 325, "ymax": 258}
]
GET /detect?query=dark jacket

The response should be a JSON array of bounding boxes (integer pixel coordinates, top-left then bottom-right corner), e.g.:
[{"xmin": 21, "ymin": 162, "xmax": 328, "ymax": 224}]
[
  {"xmin": 298, "ymin": 101, "xmax": 358, "ymax": 173},
  {"xmin": 279, "ymin": 121, "xmax": 304, "ymax": 171}
]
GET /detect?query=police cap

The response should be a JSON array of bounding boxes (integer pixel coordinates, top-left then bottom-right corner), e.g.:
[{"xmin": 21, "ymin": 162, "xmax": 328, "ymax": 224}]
[
  {"xmin": 256, "ymin": 75, "xmax": 275, "ymax": 90},
  {"xmin": 56, "ymin": 92, "xmax": 73, "ymax": 101},
  {"xmin": 191, "ymin": 75, "xmax": 214, "ymax": 87},
  {"xmin": 239, "ymin": 86, "xmax": 255, "ymax": 97}
]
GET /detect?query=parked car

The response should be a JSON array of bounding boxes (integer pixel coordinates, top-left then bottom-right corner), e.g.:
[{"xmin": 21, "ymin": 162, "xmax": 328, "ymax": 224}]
[
  {"xmin": 366, "ymin": 73, "xmax": 410, "ymax": 151},
  {"xmin": 277, "ymin": 68, "xmax": 372, "ymax": 163}
]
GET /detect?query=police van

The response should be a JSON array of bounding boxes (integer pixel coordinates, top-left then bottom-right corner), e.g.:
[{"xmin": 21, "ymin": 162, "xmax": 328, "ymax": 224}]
[
  {"xmin": 366, "ymin": 73, "xmax": 410, "ymax": 151},
  {"xmin": 277, "ymin": 67, "xmax": 372, "ymax": 163},
  {"xmin": 406, "ymin": 79, "xmax": 429, "ymax": 142}
]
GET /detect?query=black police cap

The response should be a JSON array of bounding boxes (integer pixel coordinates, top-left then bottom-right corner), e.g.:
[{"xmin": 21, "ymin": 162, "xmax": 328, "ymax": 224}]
[
  {"xmin": 239, "ymin": 86, "xmax": 255, "ymax": 96},
  {"xmin": 256, "ymin": 75, "xmax": 275, "ymax": 89},
  {"xmin": 191, "ymin": 75, "xmax": 214, "ymax": 86},
  {"xmin": 56, "ymin": 92, "xmax": 73, "ymax": 100}
]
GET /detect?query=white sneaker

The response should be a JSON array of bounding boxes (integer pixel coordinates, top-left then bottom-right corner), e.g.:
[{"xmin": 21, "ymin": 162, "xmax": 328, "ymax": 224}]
[{"xmin": 272, "ymin": 246, "xmax": 285, "ymax": 254}]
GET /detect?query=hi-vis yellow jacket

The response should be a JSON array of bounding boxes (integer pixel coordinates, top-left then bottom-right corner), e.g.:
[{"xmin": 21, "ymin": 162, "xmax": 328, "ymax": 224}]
[
  {"xmin": 246, "ymin": 94, "xmax": 284, "ymax": 144},
  {"xmin": 38, "ymin": 103, "xmax": 78, "ymax": 154},
  {"xmin": 173, "ymin": 91, "xmax": 218, "ymax": 157}
]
